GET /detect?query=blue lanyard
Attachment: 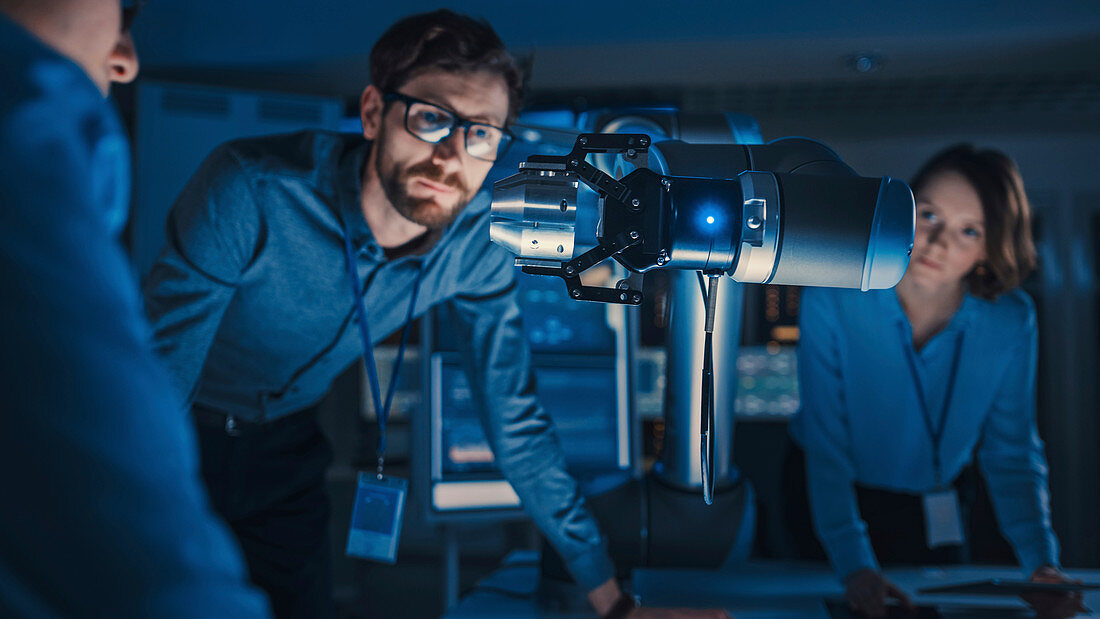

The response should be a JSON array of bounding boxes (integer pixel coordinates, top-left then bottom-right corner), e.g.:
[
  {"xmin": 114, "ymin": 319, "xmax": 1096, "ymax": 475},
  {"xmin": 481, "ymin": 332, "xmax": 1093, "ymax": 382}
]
[
  {"xmin": 342, "ymin": 232, "xmax": 425, "ymax": 479},
  {"xmin": 901, "ymin": 326, "xmax": 965, "ymax": 488}
]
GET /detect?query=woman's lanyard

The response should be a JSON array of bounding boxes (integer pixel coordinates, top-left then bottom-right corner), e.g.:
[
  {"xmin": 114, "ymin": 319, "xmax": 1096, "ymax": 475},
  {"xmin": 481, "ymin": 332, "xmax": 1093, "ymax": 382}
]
[
  {"xmin": 342, "ymin": 232, "xmax": 425, "ymax": 480},
  {"xmin": 903, "ymin": 328, "xmax": 966, "ymax": 488}
]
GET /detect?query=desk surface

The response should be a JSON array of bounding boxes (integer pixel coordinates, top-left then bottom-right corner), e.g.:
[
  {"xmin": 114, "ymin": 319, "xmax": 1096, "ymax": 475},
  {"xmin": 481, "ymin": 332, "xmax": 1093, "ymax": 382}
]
[{"xmin": 447, "ymin": 553, "xmax": 1100, "ymax": 618}]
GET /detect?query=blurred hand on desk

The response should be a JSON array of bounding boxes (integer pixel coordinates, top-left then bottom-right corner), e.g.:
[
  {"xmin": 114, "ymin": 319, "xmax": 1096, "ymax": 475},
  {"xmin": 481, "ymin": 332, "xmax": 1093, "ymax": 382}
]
[
  {"xmin": 1024, "ymin": 565, "xmax": 1088, "ymax": 619},
  {"xmin": 844, "ymin": 565, "xmax": 1088, "ymax": 618},
  {"xmin": 844, "ymin": 568, "xmax": 915, "ymax": 618}
]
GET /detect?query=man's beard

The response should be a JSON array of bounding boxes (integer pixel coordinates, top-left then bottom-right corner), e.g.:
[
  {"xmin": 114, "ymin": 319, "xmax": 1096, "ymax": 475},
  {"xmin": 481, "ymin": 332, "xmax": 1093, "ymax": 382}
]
[{"xmin": 375, "ymin": 134, "xmax": 474, "ymax": 230}]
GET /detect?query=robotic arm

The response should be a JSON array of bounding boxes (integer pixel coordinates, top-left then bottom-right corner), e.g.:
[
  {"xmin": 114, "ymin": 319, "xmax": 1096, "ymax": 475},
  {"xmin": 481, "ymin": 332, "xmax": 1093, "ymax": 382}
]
[
  {"xmin": 490, "ymin": 133, "xmax": 914, "ymax": 301},
  {"xmin": 489, "ymin": 133, "xmax": 915, "ymax": 504}
]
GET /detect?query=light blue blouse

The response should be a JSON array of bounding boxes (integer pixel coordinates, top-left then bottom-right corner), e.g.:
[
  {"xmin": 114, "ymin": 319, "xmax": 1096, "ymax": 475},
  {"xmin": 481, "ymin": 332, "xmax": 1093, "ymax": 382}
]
[{"xmin": 789, "ymin": 286, "xmax": 1059, "ymax": 580}]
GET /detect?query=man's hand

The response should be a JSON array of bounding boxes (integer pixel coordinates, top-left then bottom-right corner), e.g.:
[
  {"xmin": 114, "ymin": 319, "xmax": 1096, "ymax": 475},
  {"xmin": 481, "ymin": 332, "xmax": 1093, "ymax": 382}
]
[
  {"xmin": 1022, "ymin": 565, "xmax": 1088, "ymax": 619},
  {"xmin": 588, "ymin": 577, "xmax": 732, "ymax": 619},
  {"xmin": 844, "ymin": 568, "xmax": 915, "ymax": 617}
]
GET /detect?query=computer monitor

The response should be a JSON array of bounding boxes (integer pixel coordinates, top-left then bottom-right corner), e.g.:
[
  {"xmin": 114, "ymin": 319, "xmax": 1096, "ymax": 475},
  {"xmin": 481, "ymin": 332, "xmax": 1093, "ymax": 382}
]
[
  {"xmin": 427, "ymin": 353, "xmax": 631, "ymax": 517},
  {"xmin": 430, "ymin": 267, "xmax": 619, "ymax": 356},
  {"xmin": 734, "ymin": 345, "xmax": 799, "ymax": 420}
]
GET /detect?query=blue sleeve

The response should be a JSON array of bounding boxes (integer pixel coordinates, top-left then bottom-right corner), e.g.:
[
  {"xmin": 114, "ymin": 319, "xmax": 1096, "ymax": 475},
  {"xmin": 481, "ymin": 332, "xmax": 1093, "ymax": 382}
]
[
  {"xmin": 793, "ymin": 288, "xmax": 879, "ymax": 580},
  {"xmin": 445, "ymin": 247, "xmax": 614, "ymax": 592},
  {"xmin": 0, "ymin": 56, "xmax": 269, "ymax": 616},
  {"xmin": 977, "ymin": 301, "xmax": 1060, "ymax": 575},
  {"xmin": 142, "ymin": 144, "xmax": 263, "ymax": 403}
]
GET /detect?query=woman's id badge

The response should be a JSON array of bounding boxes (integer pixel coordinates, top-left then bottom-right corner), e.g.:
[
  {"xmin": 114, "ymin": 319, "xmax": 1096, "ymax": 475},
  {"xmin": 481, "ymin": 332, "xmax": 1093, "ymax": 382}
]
[
  {"xmin": 345, "ymin": 473, "xmax": 407, "ymax": 564},
  {"xmin": 923, "ymin": 487, "xmax": 964, "ymax": 549}
]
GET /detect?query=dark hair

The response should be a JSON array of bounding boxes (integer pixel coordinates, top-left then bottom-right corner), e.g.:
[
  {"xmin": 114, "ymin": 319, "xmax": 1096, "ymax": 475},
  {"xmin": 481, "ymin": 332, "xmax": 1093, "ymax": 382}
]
[
  {"xmin": 369, "ymin": 9, "xmax": 524, "ymax": 124},
  {"xmin": 911, "ymin": 144, "xmax": 1037, "ymax": 299},
  {"xmin": 122, "ymin": 0, "xmax": 146, "ymax": 31}
]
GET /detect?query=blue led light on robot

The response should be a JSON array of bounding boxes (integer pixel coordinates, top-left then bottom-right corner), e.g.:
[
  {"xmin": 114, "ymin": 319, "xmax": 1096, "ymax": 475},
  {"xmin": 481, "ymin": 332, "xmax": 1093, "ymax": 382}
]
[{"xmin": 696, "ymin": 204, "xmax": 724, "ymax": 233}]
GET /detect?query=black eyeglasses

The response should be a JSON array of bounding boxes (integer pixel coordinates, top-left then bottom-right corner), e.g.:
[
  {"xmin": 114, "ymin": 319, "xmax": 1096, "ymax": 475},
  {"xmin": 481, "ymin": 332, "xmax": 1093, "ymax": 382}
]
[{"xmin": 383, "ymin": 92, "xmax": 513, "ymax": 162}]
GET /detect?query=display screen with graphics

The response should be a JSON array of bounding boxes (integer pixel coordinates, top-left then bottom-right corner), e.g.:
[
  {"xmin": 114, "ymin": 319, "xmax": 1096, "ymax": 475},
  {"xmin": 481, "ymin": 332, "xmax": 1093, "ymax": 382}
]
[{"xmin": 438, "ymin": 360, "xmax": 620, "ymax": 476}]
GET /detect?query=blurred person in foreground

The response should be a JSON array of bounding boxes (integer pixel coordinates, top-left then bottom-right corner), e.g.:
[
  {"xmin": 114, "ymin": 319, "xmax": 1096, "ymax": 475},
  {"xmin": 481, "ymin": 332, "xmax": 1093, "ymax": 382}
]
[{"xmin": 0, "ymin": 0, "xmax": 269, "ymax": 615}]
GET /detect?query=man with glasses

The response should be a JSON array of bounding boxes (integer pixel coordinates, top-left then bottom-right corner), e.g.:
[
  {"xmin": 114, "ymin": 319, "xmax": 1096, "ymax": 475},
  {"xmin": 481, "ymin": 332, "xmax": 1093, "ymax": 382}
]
[{"xmin": 144, "ymin": 9, "xmax": 724, "ymax": 619}]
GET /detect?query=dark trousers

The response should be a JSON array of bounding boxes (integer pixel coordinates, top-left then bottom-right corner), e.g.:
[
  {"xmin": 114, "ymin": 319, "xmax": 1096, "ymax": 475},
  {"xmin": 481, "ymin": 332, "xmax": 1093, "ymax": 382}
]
[
  {"xmin": 782, "ymin": 440, "xmax": 969, "ymax": 569},
  {"xmin": 194, "ymin": 404, "xmax": 335, "ymax": 619}
]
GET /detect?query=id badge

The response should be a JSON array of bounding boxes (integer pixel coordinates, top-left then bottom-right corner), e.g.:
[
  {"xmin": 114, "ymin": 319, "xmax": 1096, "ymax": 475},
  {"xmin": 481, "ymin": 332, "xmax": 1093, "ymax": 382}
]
[
  {"xmin": 923, "ymin": 487, "xmax": 965, "ymax": 549},
  {"xmin": 345, "ymin": 473, "xmax": 407, "ymax": 564}
]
